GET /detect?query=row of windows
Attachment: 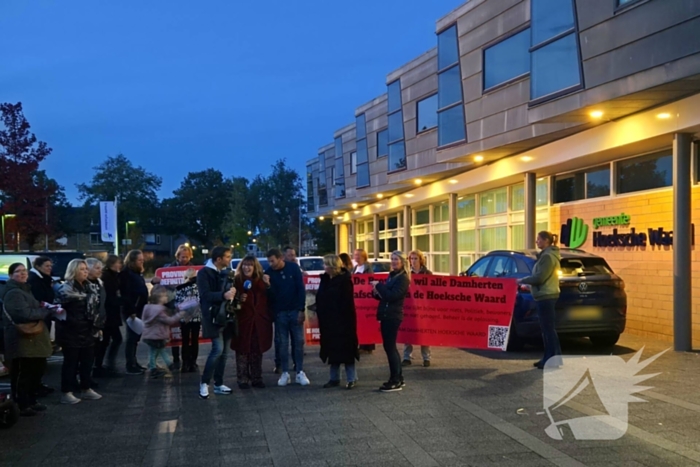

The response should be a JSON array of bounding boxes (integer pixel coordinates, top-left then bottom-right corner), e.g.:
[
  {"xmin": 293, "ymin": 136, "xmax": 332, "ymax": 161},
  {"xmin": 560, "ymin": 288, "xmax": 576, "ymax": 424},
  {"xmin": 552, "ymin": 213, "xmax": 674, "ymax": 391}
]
[
  {"xmin": 334, "ymin": 137, "xmax": 345, "ymax": 199},
  {"xmin": 355, "ymin": 114, "xmax": 371, "ymax": 188},
  {"xmin": 437, "ymin": 25, "xmax": 466, "ymax": 148},
  {"xmin": 387, "ymin": 81, "xmax": 407, "ymax": 173},
  {"xmin": 553, "ymin": 150, "xmax": 673, "ymax": 203}
]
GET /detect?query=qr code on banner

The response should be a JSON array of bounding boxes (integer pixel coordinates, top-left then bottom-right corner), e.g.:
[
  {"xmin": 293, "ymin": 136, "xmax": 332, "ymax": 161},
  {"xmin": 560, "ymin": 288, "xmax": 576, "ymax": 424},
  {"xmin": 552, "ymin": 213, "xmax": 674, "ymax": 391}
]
[{"xmin": 487, "ymin": 325, "xmax": 510, "ymax": 350}]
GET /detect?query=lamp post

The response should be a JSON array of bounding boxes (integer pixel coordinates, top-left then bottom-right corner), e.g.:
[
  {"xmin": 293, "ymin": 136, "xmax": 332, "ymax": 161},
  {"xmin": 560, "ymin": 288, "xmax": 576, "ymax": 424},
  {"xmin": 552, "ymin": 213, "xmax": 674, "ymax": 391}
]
[
  {"xmin": 125, "ymin": 221, "xmax": 136, "ymax": 247},
  {"xmin": 1, "ymin": 213, "xmax": 16, "ymax": 253}
]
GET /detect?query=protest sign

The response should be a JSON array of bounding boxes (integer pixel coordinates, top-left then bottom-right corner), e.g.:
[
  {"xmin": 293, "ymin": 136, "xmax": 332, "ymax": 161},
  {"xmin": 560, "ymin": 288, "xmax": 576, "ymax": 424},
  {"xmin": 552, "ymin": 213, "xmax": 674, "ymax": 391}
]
[
  {"xmin": 155, "ymin": 266, "xmax": 205, "ymax": 347},
  {"xmin": 303, "ymin": 276, "xmax": 321, "ymax": 345}
]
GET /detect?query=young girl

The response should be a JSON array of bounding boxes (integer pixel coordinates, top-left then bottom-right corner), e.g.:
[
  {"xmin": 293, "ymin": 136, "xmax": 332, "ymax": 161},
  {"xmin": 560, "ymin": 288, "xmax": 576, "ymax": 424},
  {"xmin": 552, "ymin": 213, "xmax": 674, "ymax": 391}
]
[{"xmin": 142, "ymin": 286, "xmax": 186, "ymax": 378}]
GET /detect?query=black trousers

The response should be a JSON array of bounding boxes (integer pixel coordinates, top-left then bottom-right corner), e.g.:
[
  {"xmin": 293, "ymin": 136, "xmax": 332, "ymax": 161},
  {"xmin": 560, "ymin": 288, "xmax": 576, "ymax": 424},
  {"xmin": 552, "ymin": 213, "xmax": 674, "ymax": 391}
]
[
  {"xmin": 125, "ymin": 326, "xmax": 141, "ymax": 370},
  {"xmin": 61, "ymin": 347, "xmax": 95, "ymax": 393},
  {"xmin": 10, "ymin": 358, "xmax": 46, "ymax": 409},
  {"xmin": 380, "ymin": 319, "xmax": 403, "ymax": 384},
  {"xmin": 181, "ymin": 322, "xmax": 201, "ymax": 365},
  {"xmin": 94, "ymin": 325, "xmax": 123, "ymax": 370}
]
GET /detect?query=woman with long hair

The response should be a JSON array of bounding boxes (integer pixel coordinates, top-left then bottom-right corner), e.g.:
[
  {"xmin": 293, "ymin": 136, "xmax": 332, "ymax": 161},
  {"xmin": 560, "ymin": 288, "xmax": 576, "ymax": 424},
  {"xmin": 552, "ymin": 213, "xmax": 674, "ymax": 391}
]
[
  {"xmin": 1, "ymin": 263, "xmax": 56, "ymax": 416},
  {"xmin": 316, "ymin": 254, "xmax": 358, "ymax": 389},
  {"xmin": 120, "ymin": 250, "xmax": 149, "ymax": 375},
  {"xmin": 403, "ymin": 250, "xmax": 433, "ymax": 368},
  {"xmin": 338, "ymin": 253, "xmax": 353, "ymax": 272},
  {"xmin": 372, "ymin": 250, "xmax": 410, "ymax": 393},
  {"xmin": 232, "ymin": 255, "xmax": 272, "ymax": 389},
  {"xmin": 519, "ymin": 231, "xmax": 562, "ymax": 369},
  {"xmin": 57, "ymin": 259, "xmax": 103, "ymax": 404},
  {"xmin": 85, "ymin": 258, "xmax": 107, "ymax": 383},
  {"xmin": 94, "ymin": 255, "xmax": 123, "ymax": 377}
]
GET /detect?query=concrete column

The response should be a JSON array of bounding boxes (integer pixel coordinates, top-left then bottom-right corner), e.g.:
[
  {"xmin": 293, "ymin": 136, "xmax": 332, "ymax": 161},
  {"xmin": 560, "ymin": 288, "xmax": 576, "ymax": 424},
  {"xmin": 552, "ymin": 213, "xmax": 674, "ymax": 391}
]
[
  {"xmin": 334, "ymin": 224, "xmax": 340, "ymax": 254},
  {"xmin": 673, "ymin": 133, "xmax": 693, "ymax": 351},
  {"xmin": 524, "ymin": 172, "xmax": 537, "ymax": 249},
  {"xmin": 403, "ymin": 205, "xmax": 412, "ymax": 253},
  {"xmin": 351, "ymin": 220, "xmax": 357, "ymax": 252},
  {"xmin": 448, "ymin": 193, "xmax": 458, "ymax": 276},
  {"xmin": 373, "ymin": 213, "xmax": 380, "ymax": 260}
]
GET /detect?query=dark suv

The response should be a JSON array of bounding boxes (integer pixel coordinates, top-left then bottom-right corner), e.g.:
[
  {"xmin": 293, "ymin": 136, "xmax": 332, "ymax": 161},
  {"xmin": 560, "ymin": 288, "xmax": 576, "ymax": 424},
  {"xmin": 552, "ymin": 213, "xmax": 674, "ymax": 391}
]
[{"xmin": 463, "ymin": 249, "xmax": 627, "ymax": 350}]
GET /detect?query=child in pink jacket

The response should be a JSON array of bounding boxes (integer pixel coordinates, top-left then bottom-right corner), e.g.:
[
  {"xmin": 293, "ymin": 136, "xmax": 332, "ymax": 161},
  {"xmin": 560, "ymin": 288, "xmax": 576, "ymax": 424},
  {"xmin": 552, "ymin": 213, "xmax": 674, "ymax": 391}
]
[{"xmin": 142, "ymin": 286, "xmax": 186, "ymax": 378}]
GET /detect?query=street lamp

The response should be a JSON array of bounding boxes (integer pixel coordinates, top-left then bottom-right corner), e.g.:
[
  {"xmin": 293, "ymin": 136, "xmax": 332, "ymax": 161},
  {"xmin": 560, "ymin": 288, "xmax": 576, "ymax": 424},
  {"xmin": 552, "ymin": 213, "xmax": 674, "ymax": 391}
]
[
  {"xmin": 125, "ymin": 221, "xmax": 136, "ymax": 246},
  {"xmin": 1, "ymin": 213, "xmax": 16, "ymax": 253}
]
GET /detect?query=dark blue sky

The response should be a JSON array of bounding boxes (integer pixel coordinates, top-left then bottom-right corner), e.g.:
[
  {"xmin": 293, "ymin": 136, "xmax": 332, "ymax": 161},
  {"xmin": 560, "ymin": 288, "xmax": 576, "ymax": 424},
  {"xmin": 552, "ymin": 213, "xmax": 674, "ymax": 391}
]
[{"xmin": 1, "ymin": 0, "xmax": 465, "ymax": 203}]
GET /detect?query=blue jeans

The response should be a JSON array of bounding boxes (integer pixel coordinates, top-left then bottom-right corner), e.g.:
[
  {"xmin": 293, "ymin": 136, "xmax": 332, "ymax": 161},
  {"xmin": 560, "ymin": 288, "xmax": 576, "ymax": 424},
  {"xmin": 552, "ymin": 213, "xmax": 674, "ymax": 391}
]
[
  {"xmin": 403, "ymin": 344, "xmax": 431, "ymax": 362},
  {"xmin": 274, "ymin": 325, "xmax": 297, "ymax": 369},
  {"xmin": 537, "ymin": 299, "xmax": 562, "ymax": 367},
  {"xmin": 201, "ymin": 329, "xmax": 231, "ymax": 386},
  {"xmin": 330, "ymin": 363, "xmax": 356, "ymax": 383},
  {"xmin": 147, "ymin": 342, "xmax": 172, "ymax": 370},
  {"xmin": 275, "ymin": 311, "xmax": 304, "ymax": 373}
]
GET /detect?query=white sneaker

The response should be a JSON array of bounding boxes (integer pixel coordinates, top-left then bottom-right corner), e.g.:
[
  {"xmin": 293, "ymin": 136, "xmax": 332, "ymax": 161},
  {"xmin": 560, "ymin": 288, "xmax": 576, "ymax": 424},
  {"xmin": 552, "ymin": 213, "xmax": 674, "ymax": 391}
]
[
  {"xmin": 199, "ymin": 383, "xmax": 209, "ymax": 399},
  {"xmin": 214, "ymin": 384, "xmax": 232, "ymax": 395},
  {"xmin": 61, "ymin": 392, "xmax": 81, "ymax": 404},
  {"xmin": 81, "ymin": 389, "xmax": 102, "ymax": 400},
  {"xmin": 296, "ymin": 371, "xmax": 310, "ymax": 386},
  {"xmin": 278, "ymin": 372, "xmax": 291, "ymax": 387}
]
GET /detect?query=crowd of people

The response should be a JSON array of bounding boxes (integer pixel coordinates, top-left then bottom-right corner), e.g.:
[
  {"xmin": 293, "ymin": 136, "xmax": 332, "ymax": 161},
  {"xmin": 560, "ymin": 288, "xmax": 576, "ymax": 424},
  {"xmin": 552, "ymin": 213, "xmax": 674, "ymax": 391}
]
[{"xmin": 0, "ymin": 229, "xmax": 563, "ymax": 415}]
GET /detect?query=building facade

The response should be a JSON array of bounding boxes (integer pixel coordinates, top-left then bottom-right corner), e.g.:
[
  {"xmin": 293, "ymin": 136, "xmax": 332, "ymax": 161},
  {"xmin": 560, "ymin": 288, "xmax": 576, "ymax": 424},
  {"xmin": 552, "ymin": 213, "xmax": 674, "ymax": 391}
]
[{"xmin": 307, "ymin": 0, "xmax": 700, "ymax": 348}]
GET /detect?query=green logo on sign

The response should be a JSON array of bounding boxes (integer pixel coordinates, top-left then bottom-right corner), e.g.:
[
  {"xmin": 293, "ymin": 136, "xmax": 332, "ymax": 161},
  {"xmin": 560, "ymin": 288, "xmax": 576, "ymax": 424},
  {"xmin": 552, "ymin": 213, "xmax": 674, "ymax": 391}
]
[{"xmin": 560, "ymin": 217, "xmax": 589, "ymax": 249}]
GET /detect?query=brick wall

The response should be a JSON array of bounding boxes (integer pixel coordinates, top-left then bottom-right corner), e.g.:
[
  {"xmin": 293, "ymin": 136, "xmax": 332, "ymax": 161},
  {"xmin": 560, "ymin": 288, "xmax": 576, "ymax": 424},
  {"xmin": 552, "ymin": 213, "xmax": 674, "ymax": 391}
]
[{"xmin": 549, "ymin": 186, "xmax": 700, "ymax": 348}]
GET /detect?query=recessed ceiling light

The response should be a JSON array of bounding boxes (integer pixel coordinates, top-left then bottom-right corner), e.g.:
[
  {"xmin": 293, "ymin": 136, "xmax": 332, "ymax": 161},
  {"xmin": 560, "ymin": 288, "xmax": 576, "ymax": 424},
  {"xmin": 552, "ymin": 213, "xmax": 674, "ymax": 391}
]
[
  {"xmin": 590, "ymin": 110, "xmax": 604, "ymax": 119},
  {"xmin": 377, "ymin": 194, "xmax": 384, "ymax": 199},
  {"xmin": 375, "ymin": 203, "xmax": 383, "ymax": 208},
  {"xmin": 405, "ymin": 194, "xmax": 415, "ymax": 198},
  {"xmin": 333, "ymin": 210, "xmax": 338, "ymax": 215},
  {"xmin": 337, "ymin": 216, "xmax": 343, "ymax": 220},
  {"xmin": 521, "ymin": 156, "xmax": 533, "ymax": 162},
  {"xmin": 351, "ymin": 203, "xmax": 358, "ymax": 209},
  {"xmin": 354, "ymin": 210, "xmax": 361, "ymax": 214},
  {"xmin": 656, "ymin": 112, "xmax": 671, "ymax": 119},
  {"xmin": 449, "ymin": 179, "xmax": 458, "ymax": 184},
  {"xmin": 474, "ymin": 155, "xmax": 484, "ymax": 162},
  {"xmin": 319, "ymin": 216, "xmax": 325, "ymax": 220},
  {"xmin": 414, "ymin": 179, "xmax": 422, "ymax": 185}
]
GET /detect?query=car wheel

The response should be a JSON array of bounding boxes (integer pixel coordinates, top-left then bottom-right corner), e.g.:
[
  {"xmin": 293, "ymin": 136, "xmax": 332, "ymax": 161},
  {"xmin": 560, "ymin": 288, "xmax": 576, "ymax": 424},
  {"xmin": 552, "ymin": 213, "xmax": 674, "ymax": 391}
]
[{"xmin": 589, "ymin": 333, "xmax": 620, "ymax": 348}]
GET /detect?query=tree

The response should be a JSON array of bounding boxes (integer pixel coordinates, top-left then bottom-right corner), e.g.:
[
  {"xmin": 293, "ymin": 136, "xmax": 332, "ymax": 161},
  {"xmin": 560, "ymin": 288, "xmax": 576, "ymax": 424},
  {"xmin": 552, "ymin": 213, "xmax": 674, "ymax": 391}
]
[
  {"xmin": 15, "ymin": 171, "xmax": 71, "ymax": 250},
  {"xmin": 77, "ymin": 154, "xmax": 162, "ymax": 234},
  {"xmin": 221, "ymin": 177, "xmax": 253, "ymax": 255},
  {"xmin": 0, "ymin": 102, "xmax": 53, "ymax": 249},
  {"xmin": 256, "ymin": 159, "xmax": 304, "ymax": 249},
  {"xmin": 309, "ymin": 218, "xmax": 335, "ymax": 255},
  {"xmin": 161, "ymin": 169, "xmax": 233, "ymax": 246}
]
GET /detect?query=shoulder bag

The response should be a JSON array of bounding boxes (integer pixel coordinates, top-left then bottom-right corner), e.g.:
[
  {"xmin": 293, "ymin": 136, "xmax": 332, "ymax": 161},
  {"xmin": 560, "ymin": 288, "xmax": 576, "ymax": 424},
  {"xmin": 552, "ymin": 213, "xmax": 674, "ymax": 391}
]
[{"xmin": 3, "ymin": 302, "xmax": 45, "ymax": 338}]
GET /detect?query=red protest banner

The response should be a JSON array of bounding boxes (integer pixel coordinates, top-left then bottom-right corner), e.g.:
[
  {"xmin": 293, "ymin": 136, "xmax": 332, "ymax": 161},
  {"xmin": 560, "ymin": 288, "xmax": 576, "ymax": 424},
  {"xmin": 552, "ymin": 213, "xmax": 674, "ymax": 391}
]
[
  {"xmin": 353, "ymin": 274, "xmax": 517, "ymax": 351},
  {"xmin": 155, "ymin": 266, "xmax": 206, "ymax": 347},
  {"xmin": 303, "ymin": 276, "xmax": 321, "ymax": 345}
]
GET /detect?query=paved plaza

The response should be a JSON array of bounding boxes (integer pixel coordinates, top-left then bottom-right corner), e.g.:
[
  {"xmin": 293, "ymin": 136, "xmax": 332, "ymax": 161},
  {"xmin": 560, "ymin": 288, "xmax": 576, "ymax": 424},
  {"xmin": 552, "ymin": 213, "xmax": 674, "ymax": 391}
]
[{"xmin": 1, "ymin": 334, "xmax": 699, "ymax": 467}]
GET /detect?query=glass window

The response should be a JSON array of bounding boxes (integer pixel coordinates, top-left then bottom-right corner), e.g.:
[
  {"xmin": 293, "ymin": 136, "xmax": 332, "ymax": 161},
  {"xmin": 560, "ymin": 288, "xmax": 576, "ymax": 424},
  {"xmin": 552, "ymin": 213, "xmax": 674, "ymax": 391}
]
[
  {"xmin": 480, "ymin": 226, "xmax": 507, "ymax": 251},
  {"xmin": 433, "ymin": 203, "xmax": 449, "ymax": 223},
  {"xmin": 306, "ymin": 166, "xmax": 315, "ymax": 212},
  {"xmin": 334, "ymin": 137, "xmax": 343, "ymax": 160},
  {"xmin": 318, "ymin": 154, "xmax": 325, "ymax": 173},
  {"xmin": 415, "ymin": 209, "xmax": 430, "ymax": 225},
  {"xmin": 388, "ymin": 216, "xmax": 398, "ymax": 229},
  {"xmin": 388, "ymin": 238, "xmax": 398, "ymax": 252},
  {"xmin": 531, "ymin": 0, "xmax": 575, "ymax": 47},
  {"xmin": 488, "ymin": 256, "xmax": 516, "ymax": 278},
  {"xmin": 415, "ymin": 234, "xmax": 429, "ymax": 251},
  {"xmin": 377, "ymin": 130, "xmax": 388, "ymax": 158},
  {"xmin": 356, "ymin": 139, "xmax": 368, "ymax": 164},
  {"xmin": 457, "ymin": 195, "xmax": 476, "ymax": 219},
  {"xmin": 366, "ymin": 240, "xmax": 374, "ymax": 255},
  {"xmin": 388, "ymin": 80, "xmax": 402, "ymax": 114},
  {"xmin": 388, "ymin": 141, "xmax": 406, "ymax": 172},
  {"xmin": 531, "ymin": 33, "xmax": 581, "ymax": 100},
  {"xmin": 458, "ymin": 230, "xmax": 475, "ymax": 251},
  {"xmin": 480, "ymin": 188, "xmax": 508, "ymax": 215},
  {"xmin": 484, "ymin": 29, "xmax": 530, "ymax": 89},
  {"xmin": 438, "ymin": 105, "xmax": 466, "ymax": 146},
  {"xmin": 350, "ymin": 152, "xmax": 357, "ymax": 174},
  {"xmin": 379, "ymin": 239, "xmax": 386, "ymax": 254},
  {"xmin": 368, "ymin": 221, "xmax": 374, "ymax": 232},
  {"xmin": 388, "ymin": 112, "xmax": 404, "ymax": 143},
  {"xmin": 356, "ymin": 114, "xmax": 366, "ymax": 140},
  {"xmin": 334, "ymin": 158, "xmax": 345, "ymax": 199},
  {"xmin": 586, "ymin": 167, "xmax": 610, "ymax": 198},
  {"xmin": 433, "ymin": 255, "xmax": 450, "ymax": 274},
  {"xmin": 511, "ymin": 225, "xmax": 524, "ymax": 250},
  {"xmin": 417, "ymin": 94, "xmax": 438, "ymax": 132},
  {"xmin": 356, "ymin": 163, "xmax": 370, "ymax": 188},
  {"xmin": 537, "ymin": 178, "xmax": 549, "ymax": 206},
  {"xmin": 460, "ymin": 256, "xmax": 473, "ymax": 272},
  {"xmin": 511, "ymin": 183, "xmax": 524, "ymax": 211},
  {"xmin": 554, "ymin": 173, "xmax": 585, "ymax": 203},
  {"xmin": 433, "ymin": 233, "xmax": 449, "ymax": 251},
  {"xmin": 438, "ymin": 65, "xmax": 463, "ymax": 109},
  {"xmin": 617, "ymin": 152, "xmax": 672, "ymax": 194},
  {"xmin": 379, "ymin": 219, "xmax": 386, "ymax": 231},
  {"xmin": 438, "ymin": 25, "xmax": 459, "ymax": 70},
  {"xmin": 358, "ymin": 223, "xmax": 365, "ymax": 235},
  {"xmin": 467, "ymin": 257, "xmax": 491, "ymax": 277}
]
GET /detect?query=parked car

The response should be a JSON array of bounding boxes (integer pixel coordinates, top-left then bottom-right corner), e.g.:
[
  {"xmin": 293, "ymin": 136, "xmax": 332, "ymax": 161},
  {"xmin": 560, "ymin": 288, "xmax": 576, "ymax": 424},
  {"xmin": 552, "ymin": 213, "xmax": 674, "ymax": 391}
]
[
  {"xmin": 462, "ymin": 249, "xmax": 627, "ymax": 350},
  {"xmin": 230, "ymin": 258, "xmax": 269, "ymax": 272},
  {"xmin": 298, "ymin": 256, "xmax": 324, "ymax": 275},
  {"xmin": 0, "ymin": 252, "xmax": 86, "ymax": 296}
]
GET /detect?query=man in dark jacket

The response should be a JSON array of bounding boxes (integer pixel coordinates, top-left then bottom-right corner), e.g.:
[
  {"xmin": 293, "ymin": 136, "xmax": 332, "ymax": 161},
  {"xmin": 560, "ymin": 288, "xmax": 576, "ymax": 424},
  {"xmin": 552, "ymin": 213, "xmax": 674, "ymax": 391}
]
[
  {"xmin": 27, "ymin": 256, "xmax": 57, "ymax": 396},
  {"xmin": 197, "ymin": 246, "xmax": 236, "ymax": 399},
  {"xmin": 265, "ymin": 248, "xmax": 308, "ymax": 387}
]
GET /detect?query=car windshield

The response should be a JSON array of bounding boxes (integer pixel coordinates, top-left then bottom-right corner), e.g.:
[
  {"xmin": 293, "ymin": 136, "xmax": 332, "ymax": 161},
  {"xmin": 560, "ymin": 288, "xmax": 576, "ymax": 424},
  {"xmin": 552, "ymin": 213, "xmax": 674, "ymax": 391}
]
[
  {"xmin": 299, "ymin": 258, "xmax": 323, "ymax": 272},
  {"xmin": 371, "ymin": 262, "xmax": 391, "ymax": 273},
  {"xmin": 0, "ymin": 255, "xmax": 31, "ymax": 276},
  {"xmin": 560, "ymin": 257, "xmax": 614, "ymax": 277}
]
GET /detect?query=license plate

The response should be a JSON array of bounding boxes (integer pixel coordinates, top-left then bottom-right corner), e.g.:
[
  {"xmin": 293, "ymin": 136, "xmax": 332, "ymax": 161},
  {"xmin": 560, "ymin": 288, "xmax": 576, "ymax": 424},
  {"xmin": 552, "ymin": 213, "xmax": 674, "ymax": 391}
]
[{"xmin": 569, "ymin": 307, "xmax": 602, "ymax": 320}]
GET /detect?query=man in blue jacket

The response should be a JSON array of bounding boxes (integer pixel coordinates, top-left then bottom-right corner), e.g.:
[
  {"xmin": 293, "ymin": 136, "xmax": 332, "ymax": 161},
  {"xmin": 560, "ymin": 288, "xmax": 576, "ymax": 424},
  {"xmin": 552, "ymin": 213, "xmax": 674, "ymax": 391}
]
[{"xmin": 265, "ymin": 248, "xmax": 308, "ymax": 387}]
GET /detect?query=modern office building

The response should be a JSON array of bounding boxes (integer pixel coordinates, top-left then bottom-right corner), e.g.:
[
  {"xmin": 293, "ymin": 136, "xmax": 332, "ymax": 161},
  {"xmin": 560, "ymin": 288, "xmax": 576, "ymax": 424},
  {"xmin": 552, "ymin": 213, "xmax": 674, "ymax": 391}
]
[{"xmin": 306, "ymin": 0, "xmax": 700, "ymax": 348}]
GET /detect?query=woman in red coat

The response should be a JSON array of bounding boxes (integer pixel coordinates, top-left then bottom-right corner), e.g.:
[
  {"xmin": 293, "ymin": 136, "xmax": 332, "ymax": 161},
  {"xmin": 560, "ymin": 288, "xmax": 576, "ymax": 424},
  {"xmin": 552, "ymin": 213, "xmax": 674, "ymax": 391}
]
[{"xmin": 231, "ymin": 256, "xmax": 272, "ymax": 389}]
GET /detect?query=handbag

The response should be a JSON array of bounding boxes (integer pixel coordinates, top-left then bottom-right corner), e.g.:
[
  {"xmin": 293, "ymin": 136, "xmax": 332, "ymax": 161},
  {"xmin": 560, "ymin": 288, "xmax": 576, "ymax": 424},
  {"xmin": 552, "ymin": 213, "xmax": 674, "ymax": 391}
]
[{"xmin": 3, "ymin": 303, "xmax": 45, "ymax": 338}]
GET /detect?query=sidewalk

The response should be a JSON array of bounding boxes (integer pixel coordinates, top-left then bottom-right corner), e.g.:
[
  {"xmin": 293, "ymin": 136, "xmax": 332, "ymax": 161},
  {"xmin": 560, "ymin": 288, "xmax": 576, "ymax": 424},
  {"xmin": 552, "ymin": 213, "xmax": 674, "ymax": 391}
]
[{"xmin": 0, "ymin": 333, "xmax": 698, "ymax": 466}]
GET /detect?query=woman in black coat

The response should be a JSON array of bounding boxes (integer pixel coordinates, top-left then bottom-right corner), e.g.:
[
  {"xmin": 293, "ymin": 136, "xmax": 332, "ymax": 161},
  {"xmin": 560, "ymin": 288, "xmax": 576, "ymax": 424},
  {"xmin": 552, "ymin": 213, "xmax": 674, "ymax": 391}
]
[
  {"xmin": 119, "ymin": 250, "xmax": 149, "ymax": 375},
  {"xmin": 316, "ymin": 254, "xmax": 358, "ymax": 389},
  {"xmin": 94, "ymin": 255, "xmax": 123, "ymax": 376}
]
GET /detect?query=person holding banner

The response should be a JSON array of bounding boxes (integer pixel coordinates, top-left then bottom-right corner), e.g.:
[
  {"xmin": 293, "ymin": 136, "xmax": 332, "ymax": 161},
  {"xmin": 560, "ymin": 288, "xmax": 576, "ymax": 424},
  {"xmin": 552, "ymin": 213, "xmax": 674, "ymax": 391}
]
[
  {"xmin": 232, "ymin": 256, "xmax": 272, "ymax": 389},
  {"xmin": 316, "ymin": 254, "xmax": 358, "ymax": 389},
  {"xmin": 175, "ymin": 269, "xmax": 201, "ymax": 373},
  {"xmin": 353, "ymin": 248, "xmax": 376, "ymax": 355},
  {"xmin": 519, "ymin": 231, "xmax": 562, "ymax": 370},
  {"xmin": 372, "ymin": 251, "xmax": 410, "ymax": 393},
  {"xmin": 403, "ymin": 250, "xmax": 433, "ymax": 368},
  {"xmin": 164, "ymin": 245, "xmax": 195, "ymax": 370}
]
